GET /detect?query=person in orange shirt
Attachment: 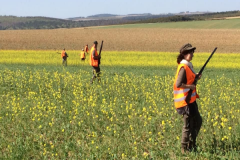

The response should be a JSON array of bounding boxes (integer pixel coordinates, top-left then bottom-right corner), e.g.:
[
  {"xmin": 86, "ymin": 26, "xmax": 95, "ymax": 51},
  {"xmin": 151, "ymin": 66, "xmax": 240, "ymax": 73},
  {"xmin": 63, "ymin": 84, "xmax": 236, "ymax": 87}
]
[
  {"xmin": 61, "ymin": 48, "xmax": 68, "ymax": 66},
  {"xmin": 80, "ymin": 49, "xmax": 85, "ymax": 61},
  {"xmin": 84, "ymin": 44, "xmax": 89, "ymax": 54},
  {"xmin": 90, "ymin": 41, "xmax": 101, "ymax": 83},
  {"xmin": 173, "ymin": 43, "xmax": 202, "ymax": 154}
]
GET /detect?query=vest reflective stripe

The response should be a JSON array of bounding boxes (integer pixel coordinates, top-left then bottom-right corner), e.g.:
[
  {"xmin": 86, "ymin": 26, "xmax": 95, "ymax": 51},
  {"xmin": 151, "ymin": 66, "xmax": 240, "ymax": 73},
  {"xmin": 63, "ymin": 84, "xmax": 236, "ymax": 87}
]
[
  {"xmin": 173, "ymin": 63, "xmax": 198, "ymax": 108},
  {"xmin": 174, "ymin": 92, "xmax": 196, "ymax": 102},
  {"xmin": 173, "ymin": 89, "xmax": 190, "ymax": 94},
  {"xmin": 89, "ymin": 47, "xmax": 98, "ymax": 67}
]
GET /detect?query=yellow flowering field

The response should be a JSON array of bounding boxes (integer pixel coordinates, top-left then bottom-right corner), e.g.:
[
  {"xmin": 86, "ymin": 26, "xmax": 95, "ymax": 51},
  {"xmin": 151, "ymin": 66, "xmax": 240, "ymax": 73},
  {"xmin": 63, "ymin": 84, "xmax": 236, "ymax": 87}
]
[{"xmin": 0, "ymin": 50, "xmax": 240, "ymax": 159}]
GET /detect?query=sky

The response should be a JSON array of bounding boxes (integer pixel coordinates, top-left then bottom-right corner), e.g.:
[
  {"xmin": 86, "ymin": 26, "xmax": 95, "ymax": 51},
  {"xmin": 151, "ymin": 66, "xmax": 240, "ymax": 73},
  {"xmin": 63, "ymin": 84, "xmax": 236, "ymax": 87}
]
[{"xmin": 1, "ymin": 0, "xmax": 239, "ymax": 19}]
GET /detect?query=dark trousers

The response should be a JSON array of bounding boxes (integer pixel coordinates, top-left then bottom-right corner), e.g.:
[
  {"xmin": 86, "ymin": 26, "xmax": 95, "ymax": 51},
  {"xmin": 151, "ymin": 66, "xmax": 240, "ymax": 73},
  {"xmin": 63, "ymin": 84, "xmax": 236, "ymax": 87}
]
[
  {"xmin": 62, "ymin": 58, "xmax": 67, "ymax": 66},
  {"xmin": 181, "ymin": 101, "xmax": 202, "ymax": 150},
  {"xmin": 91, "ymin": 66, "xmax": 100, "ymax": 83}
]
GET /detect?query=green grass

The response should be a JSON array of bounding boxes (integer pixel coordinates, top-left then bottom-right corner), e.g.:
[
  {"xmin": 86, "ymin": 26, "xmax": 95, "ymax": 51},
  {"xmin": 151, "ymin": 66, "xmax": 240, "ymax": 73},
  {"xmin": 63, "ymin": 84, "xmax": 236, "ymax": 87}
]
[{"xmin": 100, "ymin": 18, "xmax": 240, "ymax": 29}]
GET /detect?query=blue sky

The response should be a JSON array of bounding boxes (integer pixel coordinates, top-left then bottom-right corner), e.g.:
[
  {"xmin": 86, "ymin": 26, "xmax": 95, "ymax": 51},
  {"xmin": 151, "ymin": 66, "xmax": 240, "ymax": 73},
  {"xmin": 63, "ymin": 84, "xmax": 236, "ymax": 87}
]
[{"xmin": 1, "ymin": 0, "xmax": 239, "ymax": 19}]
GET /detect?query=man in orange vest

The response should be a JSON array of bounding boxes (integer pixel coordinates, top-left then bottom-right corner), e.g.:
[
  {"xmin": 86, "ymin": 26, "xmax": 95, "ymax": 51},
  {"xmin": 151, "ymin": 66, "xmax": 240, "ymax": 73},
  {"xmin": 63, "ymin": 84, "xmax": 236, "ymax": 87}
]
[
  {"xmin": 61, "ymin": 48, "xmax": 68, "ymax": 66},
  {"xmin": 173, "ymin": 43, "xmax": 202, "ymax": 154},
  {"xmin": 90, "ymin": 41, "xmax": 101, "ymax": 83},
  {"xmin": 84, "ymin": 44, "xmax": 89, "ymax": 54},
  {"xmin": 80, "ymin": 49, "xmax": 85, "ymax": 61}
]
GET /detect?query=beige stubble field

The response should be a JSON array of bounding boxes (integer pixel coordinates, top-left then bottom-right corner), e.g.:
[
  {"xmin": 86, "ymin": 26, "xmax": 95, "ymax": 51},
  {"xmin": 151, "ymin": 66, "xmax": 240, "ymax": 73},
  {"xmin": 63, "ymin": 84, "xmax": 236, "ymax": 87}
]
[{"xmin": 1, "ymin": 28, "xmax": 240, "ymax": 53}]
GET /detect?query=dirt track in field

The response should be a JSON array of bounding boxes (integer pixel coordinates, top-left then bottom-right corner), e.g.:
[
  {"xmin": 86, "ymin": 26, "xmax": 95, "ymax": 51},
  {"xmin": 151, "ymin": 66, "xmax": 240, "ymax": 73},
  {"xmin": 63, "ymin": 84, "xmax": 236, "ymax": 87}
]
[{"xmin": 1, "ymin": 28, "xmax": 240, "ymax": 53}]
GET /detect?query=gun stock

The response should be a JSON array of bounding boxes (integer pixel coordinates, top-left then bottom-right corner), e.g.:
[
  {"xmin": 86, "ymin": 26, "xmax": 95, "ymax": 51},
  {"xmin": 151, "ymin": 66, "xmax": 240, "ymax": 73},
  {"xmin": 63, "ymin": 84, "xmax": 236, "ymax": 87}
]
[{"xmin": 185, "ymin": 47, "xmax": 217, "ymax": 104}]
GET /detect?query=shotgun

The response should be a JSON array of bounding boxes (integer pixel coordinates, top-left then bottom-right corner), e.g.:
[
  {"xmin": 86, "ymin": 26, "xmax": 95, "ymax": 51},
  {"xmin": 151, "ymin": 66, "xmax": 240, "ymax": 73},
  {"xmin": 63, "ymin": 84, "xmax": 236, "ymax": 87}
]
[
  {"xmin": 185, "ymin": 47, "xmax": 217, "ymax": 104},
  {"xmin": 98, "ymin": 40, "xmax": 104, "ymax": 65}
]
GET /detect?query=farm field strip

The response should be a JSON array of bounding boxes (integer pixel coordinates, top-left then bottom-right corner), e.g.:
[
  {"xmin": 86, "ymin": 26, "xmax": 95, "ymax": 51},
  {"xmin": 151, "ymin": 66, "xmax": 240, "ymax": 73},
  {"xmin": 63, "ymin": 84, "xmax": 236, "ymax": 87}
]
[
  {"xmin": 1, "ymin": 50, "xmax": 240, "ymax": 69},
  {"xmin": 1, "ymin": 27, "xmax": 240, "ymax": 53}
]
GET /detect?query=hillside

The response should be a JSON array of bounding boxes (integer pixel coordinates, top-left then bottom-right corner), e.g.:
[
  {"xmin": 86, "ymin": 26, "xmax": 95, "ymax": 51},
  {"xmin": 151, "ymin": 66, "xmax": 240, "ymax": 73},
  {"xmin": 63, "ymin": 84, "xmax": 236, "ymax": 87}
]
[
  {"xmin": 69, "ymin": 13, "xmax": 176, "ymax": 21},
  {"xmin": 100, "ymin": 18, "xmax": 240, "ymax": 29},
  {"xmin": 133, "ymin": 10, "xmax": 240, "ymax": 24},
  {"xmin": 0, "ymin": 10, "xmax": 239, "ymax": 30},
  {"xmin": 0, "ymin": 16, "xmax": 129, "ymax": 30}
]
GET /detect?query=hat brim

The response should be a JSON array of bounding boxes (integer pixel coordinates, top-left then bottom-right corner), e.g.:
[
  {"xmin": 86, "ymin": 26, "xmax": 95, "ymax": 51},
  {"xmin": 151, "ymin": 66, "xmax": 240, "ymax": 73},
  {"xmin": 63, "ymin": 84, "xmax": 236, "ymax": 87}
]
[{"xmin": 186, "ymin": 47, "xmax": 196, "ymax": 51}]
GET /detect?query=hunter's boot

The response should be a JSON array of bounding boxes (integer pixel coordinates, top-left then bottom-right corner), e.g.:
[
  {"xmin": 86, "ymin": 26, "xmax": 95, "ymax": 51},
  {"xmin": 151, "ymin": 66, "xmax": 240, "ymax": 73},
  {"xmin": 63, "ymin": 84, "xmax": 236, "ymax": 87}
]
[
  {"xmin": 189, "ymin": 141, "xmax": 197, "ymax": 152},
  {"xmin": 181, "ymin": 144, "xmax": 189, "ymax": 154}
]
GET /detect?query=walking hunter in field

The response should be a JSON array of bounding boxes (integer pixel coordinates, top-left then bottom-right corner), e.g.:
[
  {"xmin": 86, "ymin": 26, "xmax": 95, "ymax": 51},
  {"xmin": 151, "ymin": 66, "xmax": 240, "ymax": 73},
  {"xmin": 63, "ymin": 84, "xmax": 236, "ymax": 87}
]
[
  {"xmin": 90, "ymin": 41, "xmax": 101, "ymax": 83},
  {"xmin": 61, "ymin": 48, "xmax": 68, "ymax": 66},
  {"xmin": 80, "ymin": 49, "xmax": 86, "ymax": 61},
  {"xmin": 173, "ymin": 43, "xmax": 202, "ymax": 153}
]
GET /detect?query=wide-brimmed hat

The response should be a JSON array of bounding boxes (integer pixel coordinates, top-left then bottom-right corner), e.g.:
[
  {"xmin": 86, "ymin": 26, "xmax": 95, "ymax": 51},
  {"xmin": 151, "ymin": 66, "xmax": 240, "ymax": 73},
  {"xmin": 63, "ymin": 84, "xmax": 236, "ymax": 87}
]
[{"xmin": 180, "ymin": 43, "xmax": 196, "ymax": 54}]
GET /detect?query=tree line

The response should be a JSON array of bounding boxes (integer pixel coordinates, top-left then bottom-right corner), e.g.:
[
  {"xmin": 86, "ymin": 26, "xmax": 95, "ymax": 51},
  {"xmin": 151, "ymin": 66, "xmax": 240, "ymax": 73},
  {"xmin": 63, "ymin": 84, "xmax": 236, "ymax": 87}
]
[{"xmin": 132, "ymin": 11, "xmax": 240, "ymax": 24}]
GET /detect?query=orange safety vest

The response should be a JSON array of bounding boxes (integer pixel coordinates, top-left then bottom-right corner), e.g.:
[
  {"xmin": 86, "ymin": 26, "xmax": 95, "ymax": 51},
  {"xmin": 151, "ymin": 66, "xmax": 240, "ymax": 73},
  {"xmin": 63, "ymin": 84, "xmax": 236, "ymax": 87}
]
[
  {"xmin": 80, "ymin": 51, "xmax": 85, "ymax": 59},
  {"xmin": 85, "ymin": 45, "xmax": 89, "ymax": 52},
  {"xmin": 61, "ymin": 50, "xmax": 66, "ymax": 58},
  {"xmin": 89, "ymin": 47, "xmax": 98, "ymax": 67},
  {"xmin": 173, "ymin": 63, "xmax": 199, "ymax": 109}
]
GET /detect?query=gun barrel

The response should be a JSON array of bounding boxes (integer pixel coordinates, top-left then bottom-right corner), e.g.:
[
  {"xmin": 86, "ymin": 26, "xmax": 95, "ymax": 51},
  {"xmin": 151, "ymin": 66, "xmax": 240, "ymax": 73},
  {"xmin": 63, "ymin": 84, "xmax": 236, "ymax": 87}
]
[
  {"xmin": 185, "ymin": 47, "xmax": 217, "ymax": 104},
  {"xmin": 98, "ymin": 40, "xmax": 104, "ymax": 65},
  {"xmin": 198, "ymin": 47, "xmax": 217, "ymax": 75},
  {"xmin": 99, "ymin": 40, "xmax": 104, "ymax": 56}
]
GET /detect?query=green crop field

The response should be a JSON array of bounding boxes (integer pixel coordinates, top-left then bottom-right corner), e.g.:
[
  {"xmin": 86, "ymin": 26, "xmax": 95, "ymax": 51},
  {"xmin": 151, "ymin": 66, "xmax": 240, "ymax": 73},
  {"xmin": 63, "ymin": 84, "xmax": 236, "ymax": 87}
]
[
  {"xmin": 1, "ymin": 50, "xmax": 240, "ymax": 159},
  {"xmin": 100, "ymin": 18, "xmax": 240, "ymax": 29}
]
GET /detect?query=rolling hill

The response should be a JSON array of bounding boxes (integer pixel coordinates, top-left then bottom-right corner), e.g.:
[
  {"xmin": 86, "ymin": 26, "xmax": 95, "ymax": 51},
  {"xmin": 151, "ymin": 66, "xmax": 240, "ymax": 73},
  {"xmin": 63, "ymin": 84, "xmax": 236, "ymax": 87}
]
[{"xmin": 0, "ymin": 10, "xmax": 239, "ymax": 30}]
